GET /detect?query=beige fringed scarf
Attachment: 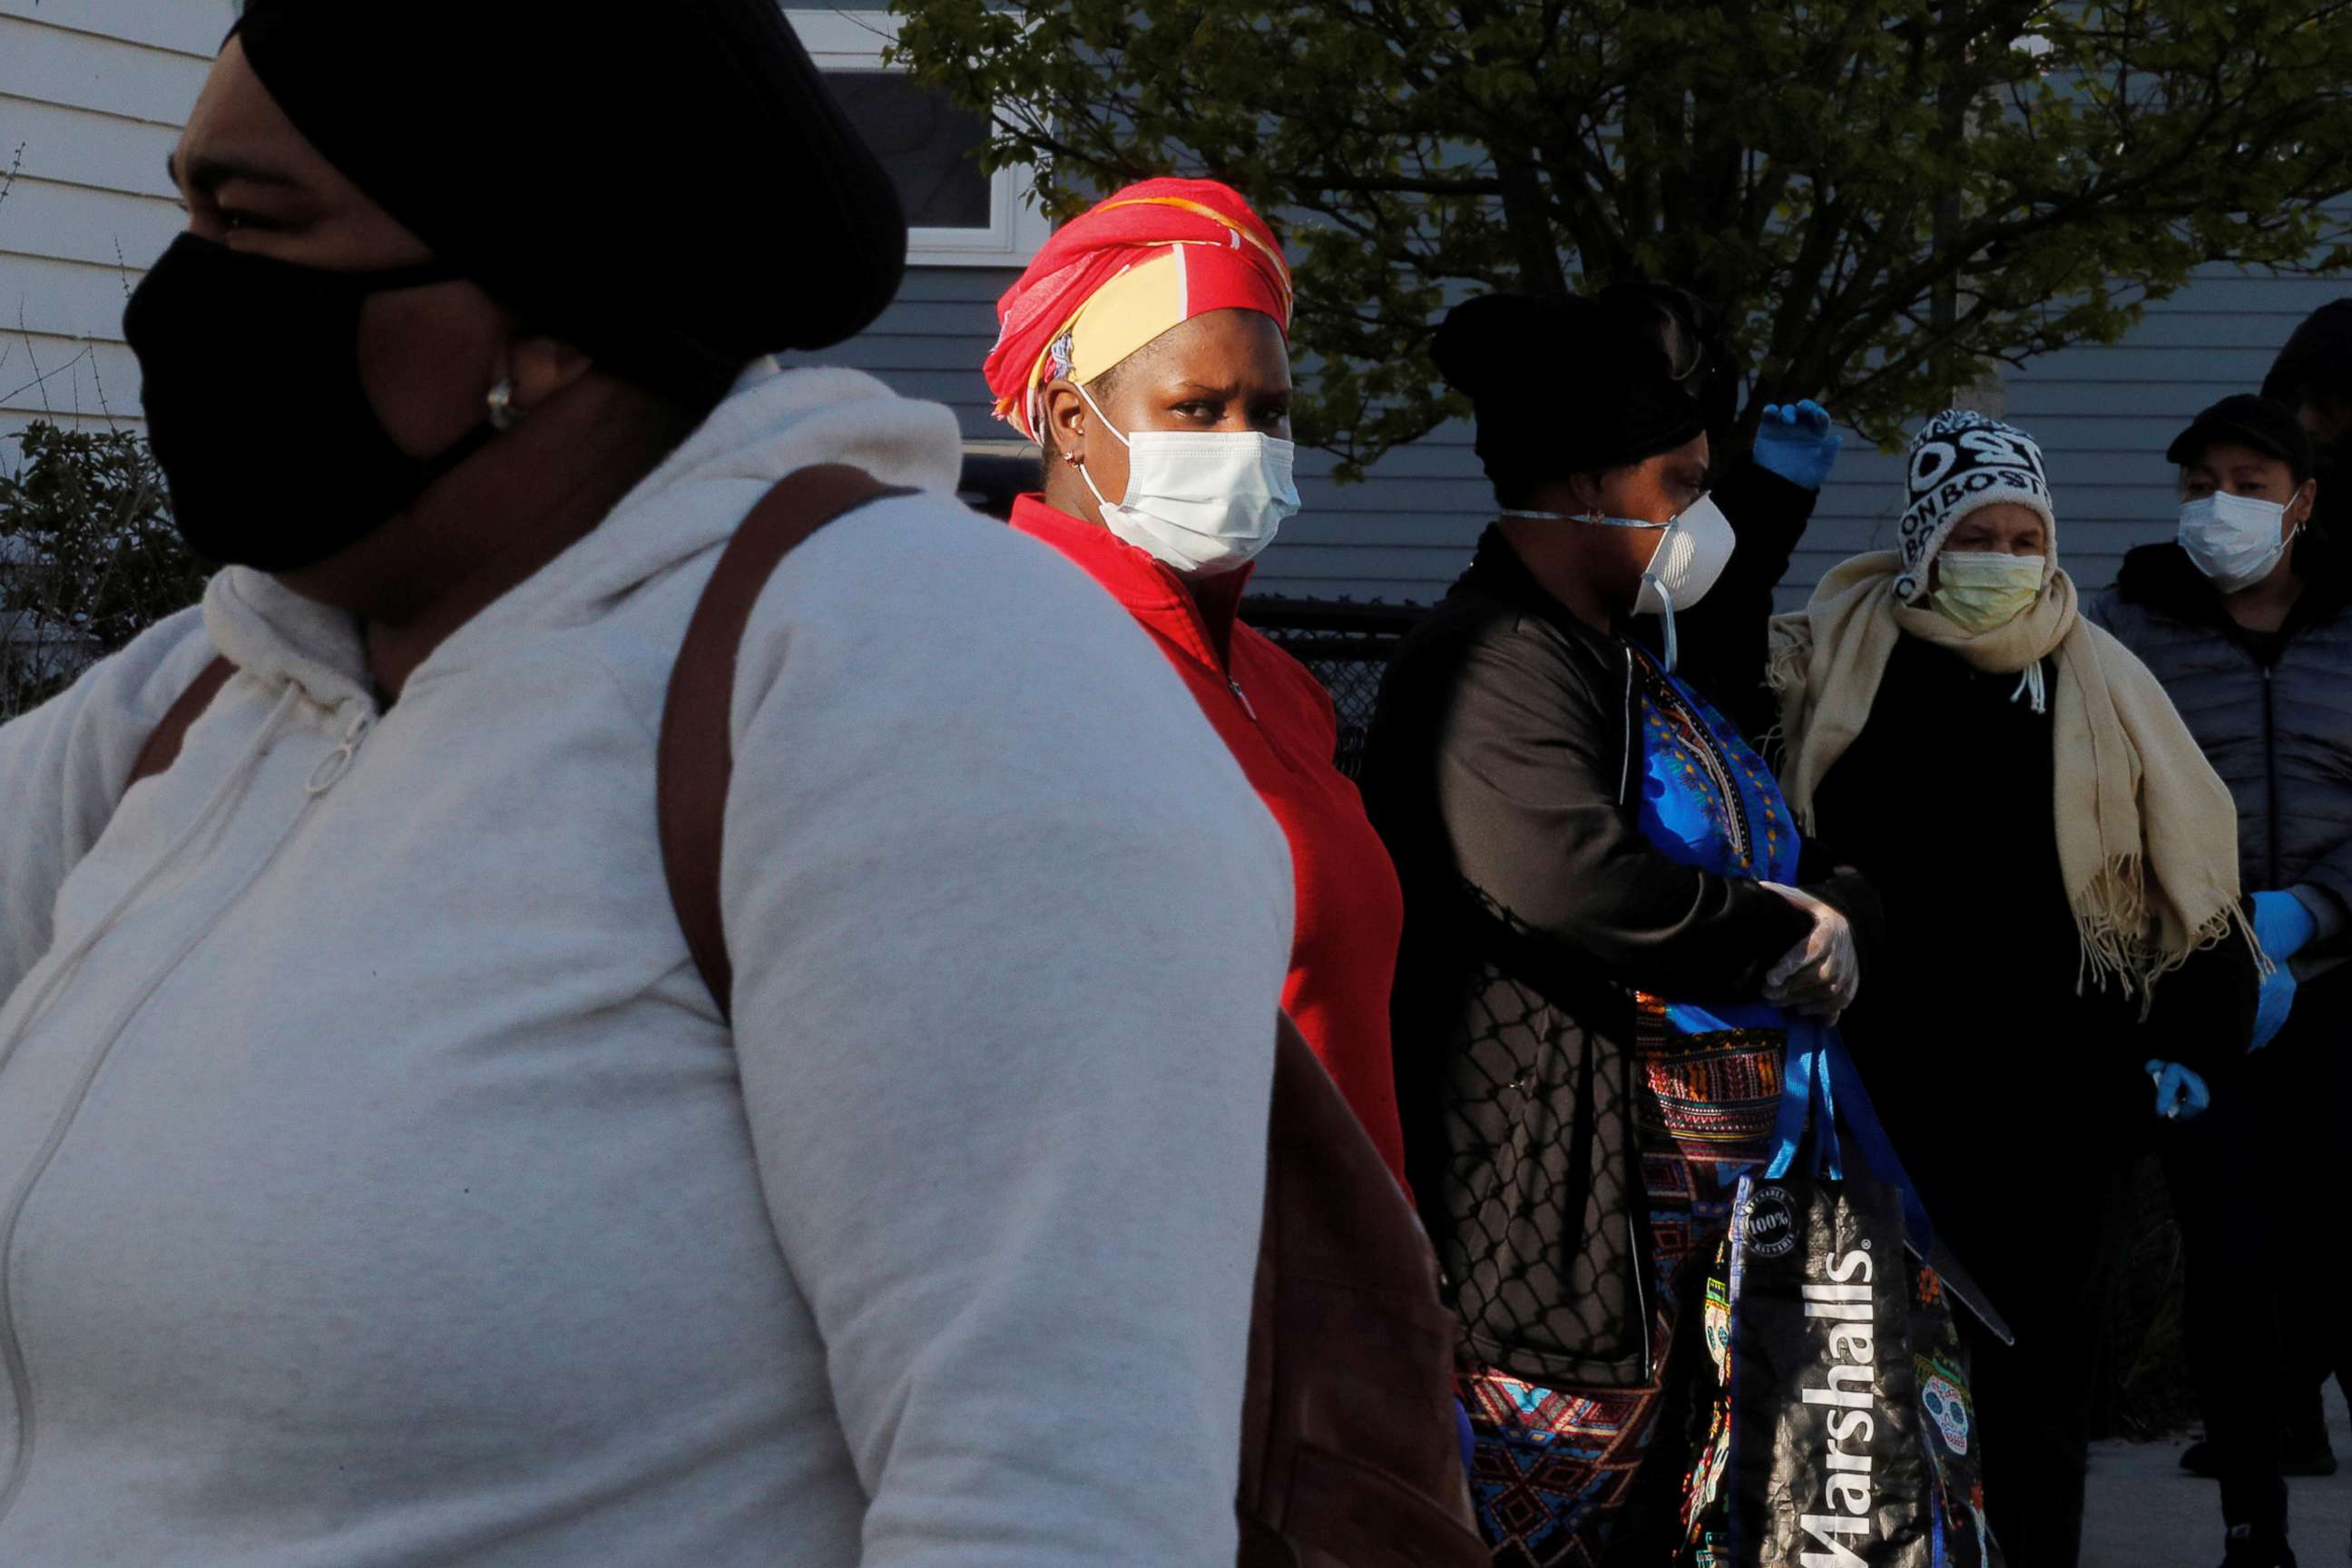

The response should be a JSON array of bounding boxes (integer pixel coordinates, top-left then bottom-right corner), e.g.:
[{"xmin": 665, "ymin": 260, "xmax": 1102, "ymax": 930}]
[{"xmin": 1767, "ymin": 550, "xmax": 2253, "ymax": 1001}]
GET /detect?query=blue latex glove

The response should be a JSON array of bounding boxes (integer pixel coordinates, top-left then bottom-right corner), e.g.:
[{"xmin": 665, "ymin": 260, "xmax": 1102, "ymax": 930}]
[
  {"xmin": 1455, "ymin": 1398, "xmax": 1477, "ymax": 1480},
  {"xmin": 1751, "ymin": 399, "xmax": 1845, "ymax": 491},
  {"xmin": 2253, "ymin": 962, "xmax": 2298, "ymax": 1051},
  {"xmin": 2145, "ymin": 1060, "xmax": 2211, "ymax": 1120},
  {"xmin": 2252, "ymin": 889, "xmax": 2318, "ymax": 964},
  {"xmin": 2249, "ymin": 890, "xmax": 2315, "ymax": 1051}
]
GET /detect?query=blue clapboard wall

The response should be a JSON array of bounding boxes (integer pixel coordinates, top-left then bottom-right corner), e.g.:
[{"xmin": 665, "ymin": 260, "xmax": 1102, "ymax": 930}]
[
  {"xmin": 4, "ymin": 0, "xmax": 2344, "ymax": 609},
  {"xmin": 799, "ymin": 268, "xmax": 2352, "ymax": 609}
]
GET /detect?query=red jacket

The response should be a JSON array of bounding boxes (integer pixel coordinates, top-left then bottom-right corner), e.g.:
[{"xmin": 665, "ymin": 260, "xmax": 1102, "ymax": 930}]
[{"xmin": 1012, "ymin": 497, "xmax": 1408, "ymax": 1182}]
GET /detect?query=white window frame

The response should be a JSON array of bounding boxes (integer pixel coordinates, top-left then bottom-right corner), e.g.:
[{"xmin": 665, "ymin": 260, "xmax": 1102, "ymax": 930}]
[{"xmin": 787, "ymin": 9, "xmax": 1054, "ymax": 268}]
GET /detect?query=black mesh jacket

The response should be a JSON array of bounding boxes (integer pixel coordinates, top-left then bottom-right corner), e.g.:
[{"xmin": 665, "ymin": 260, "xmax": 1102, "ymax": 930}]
[{"xmin": 1359, "ymin": 529, "xmax": 1881, "ymax": 1388}]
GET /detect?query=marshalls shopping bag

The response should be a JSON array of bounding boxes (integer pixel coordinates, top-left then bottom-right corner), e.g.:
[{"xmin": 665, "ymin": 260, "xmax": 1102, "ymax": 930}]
[{"xmin": 1679, "ymin": 1025, "xmax": 2004, "ymax": 1567}]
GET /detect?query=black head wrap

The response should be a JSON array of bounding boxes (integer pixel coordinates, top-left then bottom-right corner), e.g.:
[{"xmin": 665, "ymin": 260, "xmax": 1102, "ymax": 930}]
[
  {"xmin": 2263, "ymin": 299, "xmax": 2352, "ymax": 411},
  {"xmin": 2261, "ymin": 299, "xmax": 2352, "ymax": 541},
  {"xmin": 1432, "ymin": 291, "xmax": 1707, "ymax": 505},
  {"xmin": 1593, "ymin": 279, "xmax": 1740, "ymax": 438},
  {"xmin": 231, "ymin": 0, "xmax": 907, "ymax": 405}
]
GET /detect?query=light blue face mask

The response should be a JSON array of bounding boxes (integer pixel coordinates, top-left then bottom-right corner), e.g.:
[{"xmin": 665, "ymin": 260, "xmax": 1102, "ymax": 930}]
[{"xmin": 2178, "ymin": 490, "xmax": 2298, "ymax": 594}]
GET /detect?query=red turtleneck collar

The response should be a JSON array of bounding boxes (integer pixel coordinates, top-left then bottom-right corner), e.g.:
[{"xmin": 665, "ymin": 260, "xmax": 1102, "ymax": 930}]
[{"xmin": 1008, "ymin": 495, "xmax": 1254, "ymax": 671}]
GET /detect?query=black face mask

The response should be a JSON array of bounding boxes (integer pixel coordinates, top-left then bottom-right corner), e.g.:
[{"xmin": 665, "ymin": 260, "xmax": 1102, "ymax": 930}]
[{"xmin": 123, "ymin": 235, "xmax": 497, "ymax": 573}]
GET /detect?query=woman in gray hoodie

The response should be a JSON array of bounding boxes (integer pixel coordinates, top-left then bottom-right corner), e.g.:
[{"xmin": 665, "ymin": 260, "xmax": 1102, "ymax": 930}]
[{"xmin": 0, "ymin": 5, "xmax": 1294, "ymax": 1563}]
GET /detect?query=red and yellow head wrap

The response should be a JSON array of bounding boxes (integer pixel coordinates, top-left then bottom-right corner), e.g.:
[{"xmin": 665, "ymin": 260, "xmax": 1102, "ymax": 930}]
[{"xmin": 984, "ymin": 177, "xmax": 1293, "ymax": 442}]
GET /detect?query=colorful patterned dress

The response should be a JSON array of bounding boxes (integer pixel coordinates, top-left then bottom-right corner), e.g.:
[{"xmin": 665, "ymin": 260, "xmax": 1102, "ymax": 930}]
[{"xmin": 1463, "ymin": 646, "xmax": 1799, "ymax": 1566}]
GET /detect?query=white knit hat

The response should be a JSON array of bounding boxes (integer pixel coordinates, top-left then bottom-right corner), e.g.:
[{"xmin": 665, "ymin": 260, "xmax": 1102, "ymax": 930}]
[{"xmin": 1894, "ymin": 410, "xmax": 2056, "ymax": 603}]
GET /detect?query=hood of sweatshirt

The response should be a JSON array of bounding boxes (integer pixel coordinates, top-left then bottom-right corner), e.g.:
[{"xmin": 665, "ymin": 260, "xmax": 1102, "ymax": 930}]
[{"xmin": 199, "ymin": 359, "xmax": 964, "ymax": 712}]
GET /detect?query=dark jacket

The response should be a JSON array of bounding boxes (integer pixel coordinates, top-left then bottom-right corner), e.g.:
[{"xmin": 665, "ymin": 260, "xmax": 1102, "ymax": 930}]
[
  {"xmin": 1809, "ymin": 633, "xmax": 2259, "ymax": 1248},
  {"xmin": 2090, "ymin": 537, "xmax": 2352, "ymax": 929},
  {"xmin": 2090, "ymin": 534, "xmax": 2352, "ymax": 1061},
  {"xmin": 1360, "ymin": 529, "xmax": 1879, "ymax": 1388}
]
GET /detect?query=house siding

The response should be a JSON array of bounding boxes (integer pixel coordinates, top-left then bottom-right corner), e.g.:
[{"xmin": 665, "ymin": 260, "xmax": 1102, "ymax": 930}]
[
  {"xmin": 798, "ymin": 264, "xmax": 2352, "ymax": 607},
  {"xmin": 0, "ymin": 3, "xmax": 227, "ymax": 442},
  {"xmin": 3, "ymin": 4, "xmax": 2343, "ymax": 608},
  {"xmin": 1788, "ymin": 271, "xmax": 2352, "ymax": 609}
]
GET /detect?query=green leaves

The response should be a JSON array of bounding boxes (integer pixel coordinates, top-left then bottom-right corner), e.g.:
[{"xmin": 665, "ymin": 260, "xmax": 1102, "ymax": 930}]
[
  {"xmin": 0, "ymin": 424, "xmax": 204, "ymax": 719},
  {"xmin": 892, "ymin": 0, "xmax": 2352, "ymax": 468}
]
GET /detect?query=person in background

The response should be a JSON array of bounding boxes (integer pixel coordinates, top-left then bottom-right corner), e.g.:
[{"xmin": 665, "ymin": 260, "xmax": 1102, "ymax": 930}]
[
  {"xmin": 2264, "ymin": 299, "xmax": 2352, "ymax": 540},
  {"xmin": 0, "ymin": 5, "xmax": 1296, "ymax": 1563},
  {"xmin": 2092, "ymin": 394, "xmax": 2347, "ymax": 1567},
  {"xmin": 1769, "ymin": 410, "xmax": 2262, "ymax": 1568},
  {"xmin": 1362, "ymin": 290, "xmax": 1882, "ymax": 1565},
  {"xmin": 979, "ymin": 177, "xmax": 1408, "ymax": 1182}
]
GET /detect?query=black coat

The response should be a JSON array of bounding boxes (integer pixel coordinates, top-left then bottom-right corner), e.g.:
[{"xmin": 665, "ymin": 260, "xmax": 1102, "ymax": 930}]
[
  {"xmin": 2090, "ymin": 534, "xmax": 2352, "ymax": 1054},
  {"xmin": 2090, "ymin": 537, "xmax": 2352, "ymax": 925},
  {"xmin": 1360, "ymin": 528, "xmax": 1880, "ymax": 1387},
  {"xmin": 1808, "ymin": 633, "xmax": 2259, "ymax": 1246}
]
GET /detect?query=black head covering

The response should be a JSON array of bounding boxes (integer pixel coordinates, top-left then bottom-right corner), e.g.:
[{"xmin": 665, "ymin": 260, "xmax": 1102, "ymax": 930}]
[
  {"xmin": 2262, "ymin": 300, "xmax": 2352, "ymax": 542},
  {"xmin": 2263, "ymin": 299, "xmax": 2352, "ymax": 411},
  {"xmin": 1432, "ymin": 291, "xmax": 1706, "ymax": 505},
  {"xmin": 1593, "ymin": 279, "xmax": 1740, "ymax": 438},
  {"xmin": 231, "ymin": 0, "xmax": 907, "ymax": 404},
  {"xmin": 2166, "ymin": 394, "xmax": 2314, "ymax": 483}
]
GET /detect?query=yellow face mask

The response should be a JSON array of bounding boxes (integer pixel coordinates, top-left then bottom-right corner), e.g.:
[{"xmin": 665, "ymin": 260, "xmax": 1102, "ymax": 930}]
[{"xmin": 1933, "ymin": 550, "xmax": 2045, "ymax": 634}]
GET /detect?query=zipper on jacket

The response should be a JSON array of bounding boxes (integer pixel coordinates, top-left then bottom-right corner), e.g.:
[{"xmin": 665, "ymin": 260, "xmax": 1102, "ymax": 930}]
[
  {"xmin": 2262, "ymin": 664, "xmax": 2283, "ymax": 889},
  {"xmin": 0, "ymin": 706, "xmax": 371, "ymax": 1526},
  {"xmin": 1629, "ymin": 1209, "xmax": 1655, "ymax": 1382},
  {"xmin": 1228, "ymin": 677, "xmax": 1259, "ymax": 724},
  {"xmin": 1615, "ymin": 651, "xmax": 1636, "ymax": 806}
]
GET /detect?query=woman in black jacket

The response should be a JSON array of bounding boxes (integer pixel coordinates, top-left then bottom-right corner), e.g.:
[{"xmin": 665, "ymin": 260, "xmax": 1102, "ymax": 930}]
[
  {"xmin": 1772, "ymin": 410, "xmax": 2262, "ymax": 1568},
  {"xmin": 1361, "ymin": 290, "xmax": 1880, "ymax": 1566},
  {"xmin": 2092, "ymin": 393, "xmax": 2347, "ymax": 1560}
]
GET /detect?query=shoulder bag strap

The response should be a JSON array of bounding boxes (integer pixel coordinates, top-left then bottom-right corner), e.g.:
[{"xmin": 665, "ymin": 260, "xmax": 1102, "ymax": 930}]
[{"xmin": 657, "ymin": 463, "xmax": 916, "ymax": 1022}]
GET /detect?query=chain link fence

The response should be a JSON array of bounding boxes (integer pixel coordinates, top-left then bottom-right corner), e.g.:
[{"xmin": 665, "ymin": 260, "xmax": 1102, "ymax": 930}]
[{"xmin": 1239, "ymin": 595, "xmax": 1423, "ymax": 777}]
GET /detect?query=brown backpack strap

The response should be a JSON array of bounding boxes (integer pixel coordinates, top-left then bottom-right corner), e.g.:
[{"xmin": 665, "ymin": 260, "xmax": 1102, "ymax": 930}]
[
  {"xmin": 126, "ymin": 655, "xmax": 238, "ymax": 792},
  {"xmin": 657, "ymin": 464, "xmax": 916, "ymax": 1021}
]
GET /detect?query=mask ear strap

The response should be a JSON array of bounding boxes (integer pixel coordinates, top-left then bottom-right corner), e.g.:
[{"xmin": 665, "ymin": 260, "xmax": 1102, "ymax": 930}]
[
  {"xmin": 1643, "ymin": 523, "xmax": 1681, "ymax": 671},
  {"xmin": 1073, "ymin": 381, "xmax": 1132, "ymax": 449},
  {"xmin": 1074, "ymin": 453, "xmax": 1119, "ymax": 517},
  {"xmin": 1060, "ymin": 381, "xmax": 1130, "ymax": 520}
]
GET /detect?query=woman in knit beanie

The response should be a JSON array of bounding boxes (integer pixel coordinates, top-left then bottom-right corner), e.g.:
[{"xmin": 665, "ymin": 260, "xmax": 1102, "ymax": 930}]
[{"xmin": 1768, "ymin": 410, "xmax": 2260, "ymax": 1568}]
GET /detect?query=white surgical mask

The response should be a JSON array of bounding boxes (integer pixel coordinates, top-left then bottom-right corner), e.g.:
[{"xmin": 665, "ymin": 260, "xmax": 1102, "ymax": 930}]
[
  {"xmin": 2179, "ymin": 491, "xmax": 2297, "ymax": 593},
  {"xmin": 1500, "ymin": 494, "xmax": 1738, "ymax": 670},
  {"xmin": 1073, "ymin": 383, "xmax": 1299, "ymax": 577}
]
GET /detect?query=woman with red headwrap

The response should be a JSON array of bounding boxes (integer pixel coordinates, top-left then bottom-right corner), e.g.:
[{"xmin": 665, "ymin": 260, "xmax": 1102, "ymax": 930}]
[{"xmin": 985, "ymin": 178, "xmax": 1408, "ymax": 1181}]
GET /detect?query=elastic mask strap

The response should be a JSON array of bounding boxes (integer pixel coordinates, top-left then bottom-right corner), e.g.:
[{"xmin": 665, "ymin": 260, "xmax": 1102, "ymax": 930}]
[
  {"xmin": 1498, "ymin": 507, "xmax": 1668, "ymax": 531},
  {"xmin": 1073, "ymin": 381, "xmax": 1132, "ymax": 448},
  {"xmin": 1654, "ymin": 581, "xmax": 1679, "ymax": 672},
  {"xmin": 1074, "ymin": 453, "xmax": 1118, "ymax": 515},
  {"xmin": 1070, "ymin": 381, "xmax": 1132, "ymax": 515}
]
